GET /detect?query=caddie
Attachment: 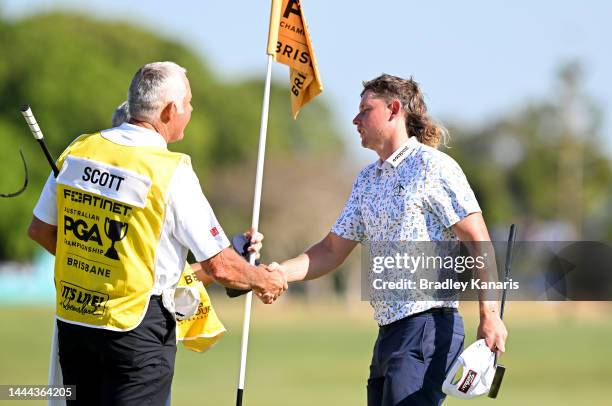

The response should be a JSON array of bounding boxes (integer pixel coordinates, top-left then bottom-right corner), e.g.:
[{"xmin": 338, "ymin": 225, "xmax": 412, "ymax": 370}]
[
  {"xmin": 28, "ymin": 61, "xmax": 287, "ymax": 406},
  {"xmin": 269, "ymin": 74, "xmax": 507, "ymax": 405}
]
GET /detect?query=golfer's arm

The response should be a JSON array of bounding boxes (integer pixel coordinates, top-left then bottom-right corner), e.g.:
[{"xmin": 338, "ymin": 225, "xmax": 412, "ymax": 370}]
[
  {"xmin": 27, "ymin": 216, "xmax": 57, "ymax": 255},
  {"xmin": 281, "ymin": 232, "xmax": 358, "ymax": 282},
  {"xmin": 452, "ymin": 212, "xmax": 500, "ymax": 318}
]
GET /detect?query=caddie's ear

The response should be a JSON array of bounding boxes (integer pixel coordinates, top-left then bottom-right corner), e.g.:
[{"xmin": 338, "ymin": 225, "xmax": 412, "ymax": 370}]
[
  {"xmin": 159, "ymin": 102, "xmax": 176, "ymax": 124},
  {"xmin": 388, "ymin": 99, "xmax": 402, "ymax": 120}
]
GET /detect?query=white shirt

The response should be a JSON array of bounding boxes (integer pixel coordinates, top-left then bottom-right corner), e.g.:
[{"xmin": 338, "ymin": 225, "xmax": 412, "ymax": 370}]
[
  {"xmin": 331, "ymin": 137, "xmax": 481, "ymax": 325},
  {"xmin": 33, "ymin": 123, "xmax": 230, "ymax": 300}
]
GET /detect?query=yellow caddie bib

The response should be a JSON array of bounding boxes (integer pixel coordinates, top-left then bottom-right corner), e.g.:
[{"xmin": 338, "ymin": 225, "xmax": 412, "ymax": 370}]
[{"xmin": 54, "ymin": 132, "xmax": 186, "ymax": 331}]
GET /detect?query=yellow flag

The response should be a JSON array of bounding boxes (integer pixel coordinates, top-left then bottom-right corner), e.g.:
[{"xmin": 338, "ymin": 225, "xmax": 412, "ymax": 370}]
[{"xmin": 267, "ymin": 0, "xmax": 323, "ymax": 119}]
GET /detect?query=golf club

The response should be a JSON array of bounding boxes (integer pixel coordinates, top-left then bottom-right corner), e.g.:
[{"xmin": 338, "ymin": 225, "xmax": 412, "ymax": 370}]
[
  {"xmin": 488, "ymin": 223, "xmax": 517, "ymax": 399},
  {"xmin": 20, "ymin": 105, "xmax": 59, "ymax": 177}
]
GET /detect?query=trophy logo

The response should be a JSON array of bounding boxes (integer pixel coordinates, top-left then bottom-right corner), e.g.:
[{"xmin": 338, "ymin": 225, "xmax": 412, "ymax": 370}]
[{"xmin": 104, "ymin": 218, "xmax": 128, "ymax": 260}]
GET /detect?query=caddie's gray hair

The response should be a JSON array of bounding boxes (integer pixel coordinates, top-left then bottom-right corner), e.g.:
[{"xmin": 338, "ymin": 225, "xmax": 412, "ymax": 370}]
[
  {"xmin": 112, "ymin": 101, "xmax": 129, "ymax": 127},
  {"xmin": 127, "ymin": 61, "xmax": 188, "ymax": 122}
]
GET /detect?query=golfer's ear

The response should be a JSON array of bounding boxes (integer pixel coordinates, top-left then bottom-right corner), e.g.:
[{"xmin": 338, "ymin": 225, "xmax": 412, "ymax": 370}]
[{"xmin": 160, "ymin": 102, "xmax": 176, "ymax": 124}]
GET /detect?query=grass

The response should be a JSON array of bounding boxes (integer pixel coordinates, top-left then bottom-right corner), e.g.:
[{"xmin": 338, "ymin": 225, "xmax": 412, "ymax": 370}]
[{"xmin": 0, "ymin": 300, "xmax": 611, "ymax": 405}]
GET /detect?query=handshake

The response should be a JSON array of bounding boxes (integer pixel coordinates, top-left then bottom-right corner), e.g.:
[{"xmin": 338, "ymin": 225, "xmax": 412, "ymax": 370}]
[
  {"xmin": 250, "ymin": 262, "xmax": 287, "ymax": 304},
  {"xmin": 222, "ymin": 232, "xmax": 287, "ymax": 304}
]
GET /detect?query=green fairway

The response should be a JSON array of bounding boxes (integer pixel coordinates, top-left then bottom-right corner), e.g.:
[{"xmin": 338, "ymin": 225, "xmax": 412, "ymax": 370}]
[{"xmin": 0, "ymin": 300, "xmax": 610, "ymax": 405}]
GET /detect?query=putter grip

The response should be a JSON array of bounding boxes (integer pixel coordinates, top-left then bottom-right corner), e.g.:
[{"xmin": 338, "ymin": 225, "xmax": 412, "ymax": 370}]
[{"xmin": 487, "ymin": 364, "xmax": 506, "ymax": 398}]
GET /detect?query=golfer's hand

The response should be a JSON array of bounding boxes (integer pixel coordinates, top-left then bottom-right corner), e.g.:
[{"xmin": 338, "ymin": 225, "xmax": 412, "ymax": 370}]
[
  {"xmin": 477, "ymin": 313, "xmax": 508, "ymax": 356},
  {"xmin": 254, "ymin": 263, "xmax": 287, "ymax": 304},
  {"xmin": 244, "ymin": 228, "xmax": 264, "ymax": 260}
]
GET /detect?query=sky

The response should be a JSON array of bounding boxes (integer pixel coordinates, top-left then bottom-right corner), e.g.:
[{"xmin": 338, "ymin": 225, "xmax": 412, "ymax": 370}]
[{"xmin": 3, "ymin": 1, "xmax": 612, "ymax": 160}]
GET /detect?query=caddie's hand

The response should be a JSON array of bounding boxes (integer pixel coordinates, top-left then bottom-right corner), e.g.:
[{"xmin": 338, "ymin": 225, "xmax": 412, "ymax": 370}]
[
  {"xmin": 244, "ymin": 228, "xmax": 264, "ymax": 260},
  {"xmin": 253, "ymin": 263, "xmax": 287, "ymax": 304},
  {"xmin": 477, "ymin": 313, "xmax": 508, "ymax": 356}
]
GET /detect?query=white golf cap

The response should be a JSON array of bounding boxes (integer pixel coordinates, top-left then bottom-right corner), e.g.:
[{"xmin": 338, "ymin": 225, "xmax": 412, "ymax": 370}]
[
  {"xmin": 442, "ymin": 339, "xmax": 496, "ymax": 399},
  {"xmin": 174, "ymin": 286, "xmax": 201, "ymax": 321}
]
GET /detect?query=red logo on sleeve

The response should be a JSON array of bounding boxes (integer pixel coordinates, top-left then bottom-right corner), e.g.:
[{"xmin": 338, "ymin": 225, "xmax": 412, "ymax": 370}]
[{"xmin": 210, "ymin": 227, "xmax": 219, "ymax": 237}]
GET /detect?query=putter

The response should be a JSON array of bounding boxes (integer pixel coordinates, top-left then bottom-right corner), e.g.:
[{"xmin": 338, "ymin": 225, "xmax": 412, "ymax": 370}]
[{"xmin": 488, "ymin": 224, "xmax": 517, "ymax": 399}]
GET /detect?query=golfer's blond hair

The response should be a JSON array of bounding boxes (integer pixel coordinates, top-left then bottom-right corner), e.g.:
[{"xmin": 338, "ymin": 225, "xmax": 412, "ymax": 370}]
[{"xmin": 361, "ymin": 74, "xmax": 448, "ymax": 148}]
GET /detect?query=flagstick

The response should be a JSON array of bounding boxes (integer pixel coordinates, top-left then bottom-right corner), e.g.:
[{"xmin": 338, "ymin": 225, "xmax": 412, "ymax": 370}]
[{"xmin": 236, "ymin": 54, "xmax": 274, "ymax": 406}]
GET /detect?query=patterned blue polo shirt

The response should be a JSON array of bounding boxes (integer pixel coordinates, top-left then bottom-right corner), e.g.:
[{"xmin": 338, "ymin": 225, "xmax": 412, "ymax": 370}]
[{"xmin": 332, "ymin": 136, "xmax": 481, "ymax": 325}]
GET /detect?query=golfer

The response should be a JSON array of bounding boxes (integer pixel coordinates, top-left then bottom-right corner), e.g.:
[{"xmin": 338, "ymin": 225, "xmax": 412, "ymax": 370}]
[
  {"xmin": 270, "ymin": 74, "xmax": 507, "ymax": 405},
  {"xmin": 27, "ymin": 61, "xmax": 287, "ymax": 406}
]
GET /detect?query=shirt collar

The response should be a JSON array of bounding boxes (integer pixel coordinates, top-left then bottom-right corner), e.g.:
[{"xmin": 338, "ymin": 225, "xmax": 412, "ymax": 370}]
[
  {"xmin": 377, "ymin": 137, "xmax": 419, "ymax": 171},
  {"xmin": 101, "ymin": 122, "xmax": 167, "ymax": 148}
]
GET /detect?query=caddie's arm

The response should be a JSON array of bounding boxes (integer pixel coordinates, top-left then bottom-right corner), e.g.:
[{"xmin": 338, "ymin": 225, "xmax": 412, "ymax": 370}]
[
  {"xmin": 271, "ymin": 232, "xmax": 358, "ymax": 282},
  {"xmin": 200, "ymin": 248, "xmax": 264, "ymax": 290},
  {"xmin": 27, "ymin": 216, "xmax": 57, "ymax": 255},
  {"xmin": 191, "ymin": 263, "xmax": 214, "ymax": 286},
  {"xmin": 193, "ymin": 228, "xmax": 264, "ymax": 287},
  {"xmin": 452, "ymin": 212, "xmax": 508, "ymax": 354},
  {"xmin": 200, "ymin": 249, "xmax": 286, "ymax": 304}
]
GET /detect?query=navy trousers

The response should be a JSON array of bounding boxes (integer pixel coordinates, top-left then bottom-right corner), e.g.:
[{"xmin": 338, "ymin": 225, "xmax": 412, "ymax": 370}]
[{"xmin": 367, "ymin": 308, "xmax": 464, "ymax": 406}]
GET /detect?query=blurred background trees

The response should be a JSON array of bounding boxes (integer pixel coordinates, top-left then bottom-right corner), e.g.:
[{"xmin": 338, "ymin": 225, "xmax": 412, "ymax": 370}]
[
  {"xmin": 0, "ymin": 13, "xmax": 344, "ymax": 261},
  {"xmin": 447, "ymin": 61, "xmax": 612, "ymax": 242},
  {"xmin": 1, "ymin": 12, "xmax": 611, "ymax": 302}
]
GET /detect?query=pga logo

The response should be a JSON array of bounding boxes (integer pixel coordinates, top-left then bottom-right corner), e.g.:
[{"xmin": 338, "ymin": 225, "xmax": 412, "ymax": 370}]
[{"xmin": 64, "ymin": 215, "xmax": 102, "ymax": 245}]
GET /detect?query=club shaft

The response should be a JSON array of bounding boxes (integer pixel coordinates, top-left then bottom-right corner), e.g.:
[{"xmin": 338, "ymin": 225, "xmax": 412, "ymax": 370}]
[
  {"xmin": 494, "ymin": 224, "xmax": 517, "ymax": 367},
  {"xmin": 500, "ymin": 224, "xmax": 517, "ymax": 320},
  {"xmin": 37, "ymin": 139, "xmax": 59, "ymax": 177}
]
